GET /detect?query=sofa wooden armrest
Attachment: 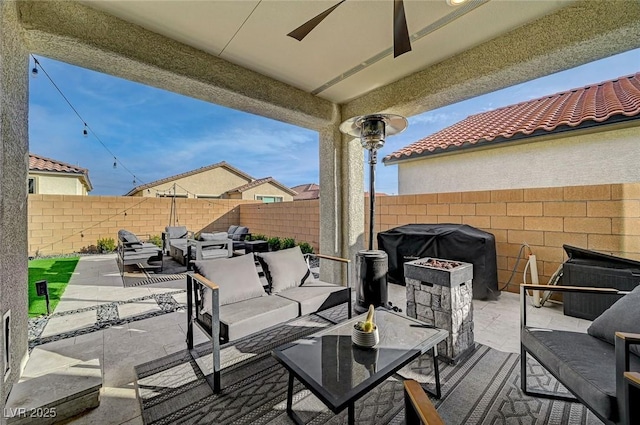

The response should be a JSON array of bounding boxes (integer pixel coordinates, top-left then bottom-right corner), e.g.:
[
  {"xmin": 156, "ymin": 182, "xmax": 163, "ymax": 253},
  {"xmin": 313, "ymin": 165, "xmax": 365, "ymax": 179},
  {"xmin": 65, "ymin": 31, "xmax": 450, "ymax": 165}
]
[
  {"xmin": 304, "ymin": 252, "xmax": 352, "ymax": 289},
  {"xmin": 403, "ymin": 380, "xmax": 444, "ymax": 425}
]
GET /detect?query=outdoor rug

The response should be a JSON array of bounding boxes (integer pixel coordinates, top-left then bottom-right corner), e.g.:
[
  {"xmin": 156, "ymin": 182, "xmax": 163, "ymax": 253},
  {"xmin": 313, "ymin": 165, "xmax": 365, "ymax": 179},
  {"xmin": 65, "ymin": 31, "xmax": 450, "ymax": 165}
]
[
  {"xmin": 122, "ymin": 256, "xmax": 186, "ymax": 287},
  {"xmin": 135, "ymin": 306, "xmax": 604, "ymax": 425}
]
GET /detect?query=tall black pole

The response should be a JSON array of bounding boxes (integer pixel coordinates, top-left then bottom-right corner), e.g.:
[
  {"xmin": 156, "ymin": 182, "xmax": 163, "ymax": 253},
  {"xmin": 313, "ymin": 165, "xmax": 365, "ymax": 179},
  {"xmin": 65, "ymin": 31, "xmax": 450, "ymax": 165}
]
[{"xmin": 368, "ymin": 149, "xmax": 376, "ymax": 250}]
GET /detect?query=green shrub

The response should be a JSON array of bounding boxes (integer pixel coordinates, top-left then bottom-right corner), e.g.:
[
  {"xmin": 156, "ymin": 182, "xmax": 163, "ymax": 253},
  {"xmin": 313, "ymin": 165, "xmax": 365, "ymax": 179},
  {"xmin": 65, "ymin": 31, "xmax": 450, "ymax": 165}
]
[
  {"xmin": 298, "ymin": 242, "xmax": 314, "ymax": 254},
  {"xmin": 252, "ymin": 234, "xmax": 268, "ymax": 242},
  {"xmin": 97, "ymin": 237, "xmax": 116, "ymax": 253},
  {"xmin": 268, "ymin": 236, "xmax": 281, "ymax": 251},
  {"xmin": 148, "ymin": 234, "xmax": 162, "ymax": 248},
  {"xmin": 79, "ymin": 244, "xmax": 99, "ymax": 254},
  {"xmin": 281, "ymin": 237, "xmax": 296, "ymax": 250}
]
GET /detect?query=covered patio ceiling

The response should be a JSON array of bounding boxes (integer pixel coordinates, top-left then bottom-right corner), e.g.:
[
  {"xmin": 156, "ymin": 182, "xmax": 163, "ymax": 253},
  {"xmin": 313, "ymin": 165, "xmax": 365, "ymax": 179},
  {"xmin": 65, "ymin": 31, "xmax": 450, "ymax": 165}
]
[{"xmin": 18, "ymin": 0, "xmax": 640, "ymax": 129}]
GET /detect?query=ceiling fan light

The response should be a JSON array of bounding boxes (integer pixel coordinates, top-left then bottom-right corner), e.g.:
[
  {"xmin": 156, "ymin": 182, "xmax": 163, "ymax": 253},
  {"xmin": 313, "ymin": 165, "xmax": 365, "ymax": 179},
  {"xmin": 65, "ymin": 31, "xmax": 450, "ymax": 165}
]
[{"xmin": 446, "ymin": 0, "xmax": 468, "ymax": 6}]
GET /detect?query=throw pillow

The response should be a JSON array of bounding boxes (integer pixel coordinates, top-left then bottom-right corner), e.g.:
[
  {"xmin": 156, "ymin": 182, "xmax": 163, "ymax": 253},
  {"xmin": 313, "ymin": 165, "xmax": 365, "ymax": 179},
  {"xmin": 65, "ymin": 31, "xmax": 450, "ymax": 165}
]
[
  {"xmin": 194, "ymin": 254, "xmax": 265, "ymax": 312},
  {"xmin": 587, "ymin": 285, "xmax": 640, "ymax": 356},
  {"xmin": 257, "ymin": 246, "xmax": 310, "ymax": 293}
]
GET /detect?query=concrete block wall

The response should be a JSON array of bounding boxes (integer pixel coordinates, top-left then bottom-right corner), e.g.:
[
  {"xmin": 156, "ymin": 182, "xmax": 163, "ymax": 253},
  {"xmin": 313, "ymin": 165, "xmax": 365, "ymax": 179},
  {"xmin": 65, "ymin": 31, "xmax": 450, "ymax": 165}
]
[
  {"xmin": 27, "ymin": 195, "xmax": 255, "ymax": 256},
  {"xmin": 365, "ymin": 183, "xmax": 640, "ymax": 292},
  {"xmin": 239, "ymin": 200, "xmax": 320, "ymax": 250}
]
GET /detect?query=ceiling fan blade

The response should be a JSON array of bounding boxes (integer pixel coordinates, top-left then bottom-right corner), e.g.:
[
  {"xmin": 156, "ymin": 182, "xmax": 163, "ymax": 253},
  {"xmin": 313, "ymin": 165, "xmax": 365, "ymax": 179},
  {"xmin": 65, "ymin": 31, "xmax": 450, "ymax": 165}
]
[
  {"xmin": 288, "ymin": 0, "xmax": 347, "ymax": 41},
  {"xmin": 393, "ymin": 0, "xmax": 412, "ymax": 58}
]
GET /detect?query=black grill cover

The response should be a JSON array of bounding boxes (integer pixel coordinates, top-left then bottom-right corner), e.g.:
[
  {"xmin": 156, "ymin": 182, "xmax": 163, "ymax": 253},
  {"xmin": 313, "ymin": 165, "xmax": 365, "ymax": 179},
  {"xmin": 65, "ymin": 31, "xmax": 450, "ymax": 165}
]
[{"xmin": 377, "ymin": 224, "xmax": 498, "ymax": 300}]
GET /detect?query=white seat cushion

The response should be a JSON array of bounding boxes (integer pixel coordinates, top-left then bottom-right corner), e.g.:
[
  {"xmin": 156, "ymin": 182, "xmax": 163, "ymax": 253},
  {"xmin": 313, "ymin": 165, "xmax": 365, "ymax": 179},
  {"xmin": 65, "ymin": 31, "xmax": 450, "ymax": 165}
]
[
  {"xmin": 219, "ymin": 295, "xmax": 298, "ymax": 341},
  {"xmin": 276, "ymin": 280, "xmax": 348, "ymax": 315}
]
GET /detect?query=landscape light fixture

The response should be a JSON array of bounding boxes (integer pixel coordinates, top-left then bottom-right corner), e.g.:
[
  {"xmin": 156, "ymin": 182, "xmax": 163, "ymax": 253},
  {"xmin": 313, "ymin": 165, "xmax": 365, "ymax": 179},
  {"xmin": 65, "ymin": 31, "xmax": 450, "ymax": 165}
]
[{"xmin": 340, "ymin": 114, "xmax": 407, "ymax": 250}]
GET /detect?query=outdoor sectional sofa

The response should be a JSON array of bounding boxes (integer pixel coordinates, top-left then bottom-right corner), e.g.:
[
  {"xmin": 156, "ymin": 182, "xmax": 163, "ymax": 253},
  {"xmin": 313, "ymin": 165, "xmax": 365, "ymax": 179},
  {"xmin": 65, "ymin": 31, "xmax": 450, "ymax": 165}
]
[
  {"xmin": 186, "ymin": 246, "xmax": 351, "ymax": 393},
  {"xmin": 520, "ymin": 283, "xmax": 640, "ymax": 425}
]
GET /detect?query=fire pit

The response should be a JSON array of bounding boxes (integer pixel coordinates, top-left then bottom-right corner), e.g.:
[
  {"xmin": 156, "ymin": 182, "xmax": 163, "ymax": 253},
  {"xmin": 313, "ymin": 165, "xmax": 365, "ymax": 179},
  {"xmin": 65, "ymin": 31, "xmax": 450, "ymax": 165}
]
[{"xmin": 404, "ymin": 257, "xmax": 474, "ymax": 363}]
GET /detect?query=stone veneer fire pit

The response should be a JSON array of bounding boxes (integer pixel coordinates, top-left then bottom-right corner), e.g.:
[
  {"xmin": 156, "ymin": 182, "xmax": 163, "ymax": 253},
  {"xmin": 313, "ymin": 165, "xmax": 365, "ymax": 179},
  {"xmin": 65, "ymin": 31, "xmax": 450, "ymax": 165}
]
[{"xmin": 404, "ymin": 257, "xmax": 474, "ymax": 363}]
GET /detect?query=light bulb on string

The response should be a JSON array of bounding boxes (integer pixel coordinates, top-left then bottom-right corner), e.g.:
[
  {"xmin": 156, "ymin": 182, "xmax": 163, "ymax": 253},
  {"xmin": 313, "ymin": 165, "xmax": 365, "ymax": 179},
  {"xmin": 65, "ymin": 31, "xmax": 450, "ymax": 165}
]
[
  {"xmin": 83, "ymin": 123, "xmax": 88, "ymax": 137},
  {"xmin": 31, "ymin": 64, "xmax": 38, "ymax": 78},
  {"xmin": 113, "ymin": 158, "xmax": 117, "ymax": 169},
  {"xmin": 133, "ymin": 176, "xmax": 136, "ymax": 186}
]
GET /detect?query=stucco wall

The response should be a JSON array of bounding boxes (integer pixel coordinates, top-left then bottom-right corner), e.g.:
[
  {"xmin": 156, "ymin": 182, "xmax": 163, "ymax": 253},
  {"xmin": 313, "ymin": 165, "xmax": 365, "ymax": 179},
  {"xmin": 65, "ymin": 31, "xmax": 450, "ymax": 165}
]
[
  {"xmin": 238, "ymin": 182, "xmax": 294, "ymax": 202},
  {"xmin": 30, "ymin": 172, "xmax": 88, "ymax": 195},
  {"xmin": 0, "ymin": 0, "xmax": 29, "ymax": 406},
  {"xmin": 28, "ymin": 195, "xmax": 255, "ymax": 256},
  {"xmin": 133, "ymin": 166, "xmax": 250, "ymax": 198},
  {"xmin": 397, "ymin": 125, "xmax": 640, "ymax": 194}
]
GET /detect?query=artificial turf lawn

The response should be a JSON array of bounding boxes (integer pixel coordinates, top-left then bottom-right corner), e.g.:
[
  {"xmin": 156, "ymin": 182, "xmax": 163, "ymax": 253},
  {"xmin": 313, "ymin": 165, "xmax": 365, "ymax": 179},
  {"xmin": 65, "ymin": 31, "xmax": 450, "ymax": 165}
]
[{"xmin": 28, "ymin": 257, "xmax": 79, "ymax": 317}]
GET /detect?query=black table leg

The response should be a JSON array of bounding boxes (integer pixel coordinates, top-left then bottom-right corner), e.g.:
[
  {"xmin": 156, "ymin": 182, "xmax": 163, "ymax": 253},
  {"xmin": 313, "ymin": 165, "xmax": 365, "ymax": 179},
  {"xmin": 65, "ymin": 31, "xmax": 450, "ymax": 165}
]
[
  {"xmin": 287, "ymin": 372, "xmax": 294, "ymax": 415},
  {"xmin": 432, "ymin": 346, "xmax": 441, "ymax": 399},
  {"xmin": 348, "ymin": 402, "xmax": 355, "ymax": 425},
  {"xmin": 421, "ymin": 346, "xmax": 442, "ymax": 399}
]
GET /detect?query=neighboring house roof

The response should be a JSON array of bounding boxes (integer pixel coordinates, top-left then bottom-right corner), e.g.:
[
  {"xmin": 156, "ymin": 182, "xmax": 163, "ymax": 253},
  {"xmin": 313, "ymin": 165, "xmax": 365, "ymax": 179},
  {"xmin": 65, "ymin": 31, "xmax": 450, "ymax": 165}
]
[
  {"xmin": 125, "ymin": 161, "xmax": 254, "ymax": 195},
  {"xmin": 226, "ymin": 177, "xmax": 297, "ymax": 196},
  {"xmin": 291, "ymin": 183, "xmax": 319, "ymax": 200},
  {"xmin": 384, "ymin": 72, "xmax": 640, "ymax": 164},
  {"xmin": 29, "ymin": 153, "xmax": 93, "ymax": 191}
]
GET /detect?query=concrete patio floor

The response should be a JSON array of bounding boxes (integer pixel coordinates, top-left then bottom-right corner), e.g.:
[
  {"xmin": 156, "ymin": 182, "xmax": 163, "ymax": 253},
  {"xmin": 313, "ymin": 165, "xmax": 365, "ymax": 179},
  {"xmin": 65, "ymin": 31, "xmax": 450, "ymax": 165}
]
[{"xmin": 21, "ymin": 254, "xmax": 589, "ymax": 424}]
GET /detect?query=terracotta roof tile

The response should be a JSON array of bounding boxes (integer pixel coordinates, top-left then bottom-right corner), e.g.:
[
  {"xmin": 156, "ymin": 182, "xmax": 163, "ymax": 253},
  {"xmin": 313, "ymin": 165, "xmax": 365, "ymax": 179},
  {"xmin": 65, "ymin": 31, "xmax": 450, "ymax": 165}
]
[
  {"xmin": 291, "ymin": 183, "xmax": 320, "ymax": 200},
  {"xmin": 29, "ymin": 153, "xmax": 88, "ymax": 174},
  {"xmin": 384, "ymin": 72, "xmax": 640, "ymax": 163},
  {"xmin": 29, "ymin": 153, "xmax": 93, "ymax": 191}
]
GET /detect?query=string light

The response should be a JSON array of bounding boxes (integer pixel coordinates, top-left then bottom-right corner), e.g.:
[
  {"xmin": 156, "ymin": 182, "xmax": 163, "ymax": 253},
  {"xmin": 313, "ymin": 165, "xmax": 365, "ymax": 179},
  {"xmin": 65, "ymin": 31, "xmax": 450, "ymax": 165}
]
[
  {"xmin": 31, "ymin": 63, "xmax": 38, "ymax": 78},
  {"xmin": 30, "ymin": 54, "xmax": 150, "ymax": 191}
]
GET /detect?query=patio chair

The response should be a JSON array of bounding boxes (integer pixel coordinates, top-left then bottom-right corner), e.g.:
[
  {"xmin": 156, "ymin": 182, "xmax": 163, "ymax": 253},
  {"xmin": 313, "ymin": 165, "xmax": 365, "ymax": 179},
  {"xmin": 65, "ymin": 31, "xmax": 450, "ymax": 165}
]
[
  {"xmin": 116, "ymin": 229, "xmax": 163, "ymax": 276},
  {"xmin": 185, "ymin": 236, "xmax": 233, "ymax": 270},
  {"xmin": 161, "ymin": 225, "xmax": 193, "ymax": 254},
  {"xmin": 227, "ymin": 225, "xmax": 250, "ymax": 251},
  {"xmin": 520, "ymin": 283, "xmax": 640, "ymax": 425},
  {"xmin": 403, "ymin": 380, "xmax": 444, "ymax": 425}
]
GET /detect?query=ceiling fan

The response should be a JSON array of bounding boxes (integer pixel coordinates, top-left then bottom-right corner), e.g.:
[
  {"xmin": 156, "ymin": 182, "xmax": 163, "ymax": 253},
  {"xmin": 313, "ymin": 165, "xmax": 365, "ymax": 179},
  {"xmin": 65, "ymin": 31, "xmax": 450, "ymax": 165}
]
[{"xmin": 287, "ymin": 0, "xmax": 412, "ymax": 58}]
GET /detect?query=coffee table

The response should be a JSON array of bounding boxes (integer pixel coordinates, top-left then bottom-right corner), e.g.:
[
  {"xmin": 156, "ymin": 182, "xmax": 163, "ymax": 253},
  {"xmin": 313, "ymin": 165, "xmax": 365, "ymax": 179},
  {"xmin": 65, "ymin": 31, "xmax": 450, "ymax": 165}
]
[{"xmin": 272, "ymin": 309, "xmax": 448, "ymax": 424}]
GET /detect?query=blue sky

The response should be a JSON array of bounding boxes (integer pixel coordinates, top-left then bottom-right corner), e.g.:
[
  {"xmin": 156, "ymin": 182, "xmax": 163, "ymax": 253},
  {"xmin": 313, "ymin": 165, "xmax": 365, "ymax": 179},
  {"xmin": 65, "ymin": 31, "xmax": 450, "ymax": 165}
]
[{"xmin": 29, "ymin": 48, "xmax": 640, "ymax": 196}]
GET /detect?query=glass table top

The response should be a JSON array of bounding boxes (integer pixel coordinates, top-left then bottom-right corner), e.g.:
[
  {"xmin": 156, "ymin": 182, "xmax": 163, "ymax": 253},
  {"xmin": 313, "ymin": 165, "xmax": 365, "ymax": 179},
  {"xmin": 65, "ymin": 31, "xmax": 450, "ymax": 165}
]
[{"xmin": 272, "ymin": 309, "xmax": 447, "ymax": 411}]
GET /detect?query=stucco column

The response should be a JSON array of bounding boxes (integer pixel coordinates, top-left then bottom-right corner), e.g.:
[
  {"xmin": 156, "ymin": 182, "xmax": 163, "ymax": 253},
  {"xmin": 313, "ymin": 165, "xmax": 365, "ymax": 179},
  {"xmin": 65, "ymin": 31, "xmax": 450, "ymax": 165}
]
[
  {"xmin": 0, "ymin": 0, "xmax": 29, "ymax": 407},
  {"xmin": 319, "ymin": 115, "xmax": 364, "ymax": 285}
]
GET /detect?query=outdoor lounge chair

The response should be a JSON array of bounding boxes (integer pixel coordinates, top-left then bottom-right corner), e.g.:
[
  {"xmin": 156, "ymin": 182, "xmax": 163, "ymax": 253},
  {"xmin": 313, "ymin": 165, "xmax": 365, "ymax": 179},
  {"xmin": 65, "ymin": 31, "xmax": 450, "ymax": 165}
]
[
  {"xmin": 116, "ymin": 229, "xmax": 163, "ymax": 276},
  {"xmin": 520, "ymin": 283, "xmax": 640, "ymax": 425},
  {"xmin": 161, "ymin": 225, "xmax": 193, "ymax": 254}
]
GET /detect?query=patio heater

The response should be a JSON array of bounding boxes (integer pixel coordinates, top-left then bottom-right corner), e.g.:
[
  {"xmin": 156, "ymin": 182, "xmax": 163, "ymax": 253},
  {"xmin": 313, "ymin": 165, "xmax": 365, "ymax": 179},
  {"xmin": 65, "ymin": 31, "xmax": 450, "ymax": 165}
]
[{"xmin": 340, "ymin": 114, "xmax": 408, "ymax": 313}]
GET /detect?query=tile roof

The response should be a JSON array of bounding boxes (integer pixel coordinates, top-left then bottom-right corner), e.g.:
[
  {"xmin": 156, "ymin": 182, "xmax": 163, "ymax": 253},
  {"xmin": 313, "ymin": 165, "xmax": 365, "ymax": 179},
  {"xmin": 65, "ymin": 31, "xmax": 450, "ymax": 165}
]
[
  {"xmin": 226, "ymin": 177, "xmax": 297, "ymax": 196},
  {"xmin": 125, "ymin": 161, "xmax": 254, "ymax": 195},
  {"xmin": 384, "ymin": 72, "xmax": 640, "ymax": 164},
  {"xmin": 29, "ymin": 153, "xmax": 88, "ymax": 174},
  {"xmin": 29, "ymin": 153, "xmax": 93, "ymax": 191},
  {"xmin": 291, "ymin": 183, "xmax": 320, "ymax": 200}
]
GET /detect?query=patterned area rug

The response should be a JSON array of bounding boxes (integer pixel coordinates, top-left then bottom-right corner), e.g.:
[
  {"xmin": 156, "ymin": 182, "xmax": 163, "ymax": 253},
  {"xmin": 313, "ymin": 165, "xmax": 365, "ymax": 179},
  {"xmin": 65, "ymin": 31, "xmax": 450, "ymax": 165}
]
[
  {"xmin": 135, "ymin": 306, "xmax": 603, "ymax": 425},
  {"xmin": 123, "ymin": 256, "xmax": 186, "ymax": 287}
]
